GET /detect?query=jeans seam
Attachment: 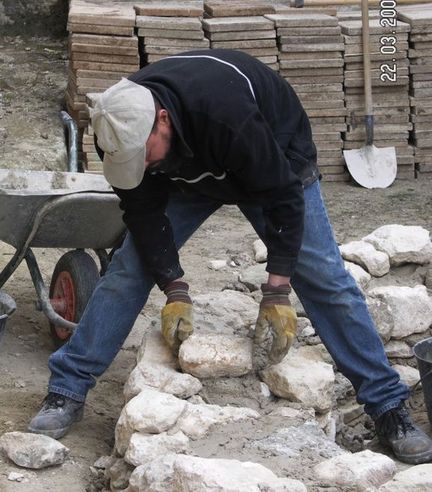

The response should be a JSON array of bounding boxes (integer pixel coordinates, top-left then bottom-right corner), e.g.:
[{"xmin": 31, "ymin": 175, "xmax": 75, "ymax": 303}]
[
  {"xmin": 49, "ymin": 385, "xmax": 86, "ymax": 403},
  {"xmin": 370, "ymin": 400, "xmax": 404, "ymax": 420}
]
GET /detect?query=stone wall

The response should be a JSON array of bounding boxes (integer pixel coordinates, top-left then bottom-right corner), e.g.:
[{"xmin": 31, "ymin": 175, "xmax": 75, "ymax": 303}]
[{"xmin": 0, "ymin": 0, "xmax": 68, "ymax": 37}]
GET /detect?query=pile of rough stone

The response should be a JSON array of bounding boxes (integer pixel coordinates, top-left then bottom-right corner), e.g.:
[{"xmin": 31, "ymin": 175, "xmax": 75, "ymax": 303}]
[
  {"xmin": 90, "ymin": 224, "xmax": 432, "ymax": 491},
  {"xmin": 1, "ymin": 225, "xmax": 431, "ymax": 491}
]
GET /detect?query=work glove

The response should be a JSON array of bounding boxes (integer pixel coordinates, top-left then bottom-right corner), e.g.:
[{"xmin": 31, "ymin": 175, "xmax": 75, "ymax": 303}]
[
  {"xmin": 254, "ymin": 283, "xmax": 297, "ymax": 365},
  {"xmin": 161, "ymin": 280, "xmax": 193, "ymax": 353}
]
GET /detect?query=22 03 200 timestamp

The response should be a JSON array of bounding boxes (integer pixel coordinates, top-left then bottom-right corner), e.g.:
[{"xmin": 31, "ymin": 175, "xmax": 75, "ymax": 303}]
[{"xmin": 379, "ymin": 0, "xmax": 398, "ymax": 83}]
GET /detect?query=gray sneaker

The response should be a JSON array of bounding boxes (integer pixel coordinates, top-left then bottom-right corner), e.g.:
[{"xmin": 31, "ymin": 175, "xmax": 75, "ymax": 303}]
[
  {"xmin": 375, "ymin": 403, "xmax": 432, "ymax": 464},
  {"xmin": 28, "ymin": 393, "xmax": 84, "ymax": 439}
]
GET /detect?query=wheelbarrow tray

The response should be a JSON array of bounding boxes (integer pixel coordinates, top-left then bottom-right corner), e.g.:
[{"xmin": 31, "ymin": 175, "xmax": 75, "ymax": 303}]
[{"xmin": 0, "ymin": 169, "xmax": 124, "ymax": 249}]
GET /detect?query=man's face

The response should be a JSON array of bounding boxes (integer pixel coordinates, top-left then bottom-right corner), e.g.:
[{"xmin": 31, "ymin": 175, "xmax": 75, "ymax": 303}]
[{"xmin": 145, "ymin": 109, "xmax": 173, "ymax": 169}]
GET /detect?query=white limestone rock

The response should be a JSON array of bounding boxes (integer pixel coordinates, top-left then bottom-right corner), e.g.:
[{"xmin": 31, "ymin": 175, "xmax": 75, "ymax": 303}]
[
  {"xmin": 126, "ymin": 454, "xmax": 306, "ymax": 492},
  {"xmin": 261, "ymin": 348, "xmax": 335, "ymax": 412},
  {"xmin": 178, "ymin": 333, "xmax": 253, "ymax": 378},
  {"xmin": 251, "ymin": 421, "xmax": 343, "ymax": 459},
  {"xmin": 366, "ymin": 296, "xmax": 394, "ymax": 343},
  {"xmin": 368, "ymin": 285, "xmax": 432, "ymax": 339},
  {"xmin": 124, "ymin": 362, "xmax": 202, "ymax": 402},
  {"xmin": 384, "ymin": 340, "xmax": 413, "ymax": 358},
  {"xmin": 115, "ymin": 389, "xmax": 187, "ymax": 456},
  {"xmin": 125, "ymin": 431, "xmax": 189, "ymax": 467},
  {"xmin": 344, "ymin": 260, "xmax": 372, "ymax": 291},
  {"xmin": 314, "ymin": 450, "xmax": 396, "ymax": 490},
  {"xmin": 238, "ymin": 263, "xmax": 268, "ymax": 291},
  {"xmin": 363, "ymin": 224, "xmax": 432, "ymax": 266},
  {"xmin": 127, "ymin": 454, "xmax": 177, "ymax": 492},
  {"xmin": 172, "ymin": 455, "xmax": 307, "ymax": 492},
  {"xmin": 378, "ymin": 464, "xmax": 432, "ymax": 491},
  {"xmin": 208, "ymin": 259, "xmax": 227, "ymax": 270},
  {"xmin": 193, "ymin": 290, "xmax": 258, "ymax": 334},
  {"xmin": 253, "ymin": 238, "xmax": 268, "ymax": 263},
  {"xmin": 392, "ymin": 364, "xmax": 420, "ymax": 388},
  {"xmin": 339, "ymin": 240, "xmax": 390, "ymax": 277},
  {"xmin": 130, "ymin": 325, "xmax": 202, "ymax": 400},
  {"xmin": 136, "ymin": 324, "xmax": 176, "ymax": 367},
  {"xmin": 176, "ymin": 402, "xmax": 260, "ymax": 439},
  {"xmin": 0, "ymin": 432, "xmax": 69, "ymax": 469}
]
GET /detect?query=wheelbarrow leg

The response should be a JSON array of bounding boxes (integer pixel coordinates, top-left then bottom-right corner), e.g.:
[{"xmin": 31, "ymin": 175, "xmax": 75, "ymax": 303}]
[{"xmin": 25, "ymin": 249, "xmax": 77, "ymax": 332}]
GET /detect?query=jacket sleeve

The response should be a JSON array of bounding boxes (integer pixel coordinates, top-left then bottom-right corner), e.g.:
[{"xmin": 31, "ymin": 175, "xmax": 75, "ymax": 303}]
[
  {"xmin": 221, "ymin": 110, "xmax": 305, "ymax": 278},
  {"xmin": 113, "ymin": 173, "xmax": 184, "ymax": 290}
]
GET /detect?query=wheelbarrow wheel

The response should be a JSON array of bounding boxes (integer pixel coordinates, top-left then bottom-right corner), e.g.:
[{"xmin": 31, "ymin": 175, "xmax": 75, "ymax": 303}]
[{"xmin": 49, "ymin": 250, "xmax": 99, "ymax": 349}]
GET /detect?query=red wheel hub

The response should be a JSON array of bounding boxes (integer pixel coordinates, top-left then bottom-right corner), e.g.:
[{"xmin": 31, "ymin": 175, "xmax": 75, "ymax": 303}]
[{"xmin": 50, "ymin": 271, "xmax": 76, "ymax": 340}]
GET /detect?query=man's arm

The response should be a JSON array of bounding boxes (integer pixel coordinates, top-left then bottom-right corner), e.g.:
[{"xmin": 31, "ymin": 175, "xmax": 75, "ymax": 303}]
[
  {"xmin": 113, "ymin": 173, "xmax": 183, "ymax": 290},
  {"xmin": 221, "ymin": 109, "xmax": 305, "ymax": 279}
]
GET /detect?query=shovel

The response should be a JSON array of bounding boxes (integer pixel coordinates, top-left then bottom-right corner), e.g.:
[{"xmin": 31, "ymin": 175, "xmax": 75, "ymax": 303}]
[{"xmin": 343, "ymin": 0, "xmax": 397, "ymax": 189}]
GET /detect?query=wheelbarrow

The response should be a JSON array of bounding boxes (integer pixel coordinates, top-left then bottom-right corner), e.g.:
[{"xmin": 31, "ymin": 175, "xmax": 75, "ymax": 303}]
[{"xmin": 0, "ymin": 168, "xmax": 125, "ymax": 347}]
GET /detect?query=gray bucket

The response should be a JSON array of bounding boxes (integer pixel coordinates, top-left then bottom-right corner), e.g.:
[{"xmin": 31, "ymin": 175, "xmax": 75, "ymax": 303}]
[
  {"xmin": 0, "ymin": 291, "xmax": 16, "ymax": 342},
  {"xmin": 413, "ymin": 337, "xmax": 432, "ymax": 426}
]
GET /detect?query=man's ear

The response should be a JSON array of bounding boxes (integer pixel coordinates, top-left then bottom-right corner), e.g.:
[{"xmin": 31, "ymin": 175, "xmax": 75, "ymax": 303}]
[{"xmin": 157, "ymin": 109, "xmax": 171, "ymax": 128}]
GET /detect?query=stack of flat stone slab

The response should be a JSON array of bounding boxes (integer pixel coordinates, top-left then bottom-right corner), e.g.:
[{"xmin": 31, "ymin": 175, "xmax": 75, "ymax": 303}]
[
  {"xmin": 82, "ymin": 93, "xmax": 102, "ymax": 173},
  {"xmin": 202, "ymin": 6, "xmax": 279, "ymax": 71},
  {"xmin": 340, "ymin": 18, "xmax": 414, "ymax": 180},
  {"xmin": 67, "ymin": 0, "xmax": 139, "ymax": 170},
  {"xmin": 67, "ymin": 1, "xmax": 139, "ymax": 131},
  {"xmin": 398, "ymin": 7, "xmax": 432, "ymax": 177},
  {"xmin": 266, "ymin": 13, "xmax": 347, "ymax": 181},
  {"xmin": 135, "ymin": 2, "xmax": 209, "ymax": 64}
]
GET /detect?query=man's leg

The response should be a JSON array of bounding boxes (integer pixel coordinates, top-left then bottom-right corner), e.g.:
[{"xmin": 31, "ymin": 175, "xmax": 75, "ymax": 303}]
[
  {"xmin": 240, "ymin": 180, "xmax": 432, "ymax": 463},
  {"xmin": 29, "ymin": 192, "xmax": 221, "ymax": 437}
]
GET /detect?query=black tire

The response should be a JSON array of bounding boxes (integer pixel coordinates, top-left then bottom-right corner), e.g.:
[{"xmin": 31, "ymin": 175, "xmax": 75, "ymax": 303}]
[{"xmin": 49, "ymin": 250, "xmax": 99, "ymax": 349}]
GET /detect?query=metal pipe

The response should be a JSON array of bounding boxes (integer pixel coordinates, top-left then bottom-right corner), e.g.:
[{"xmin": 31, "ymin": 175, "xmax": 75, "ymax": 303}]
[{"xmin": 60, "ymin": 110, "xmax": 79, "ymax": 173}]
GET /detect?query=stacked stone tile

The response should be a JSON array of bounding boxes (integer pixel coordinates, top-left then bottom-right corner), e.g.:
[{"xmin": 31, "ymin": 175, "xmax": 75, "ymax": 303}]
[
  {"xmin": 202, "ymin": 14, "xmax": 279, "ymax": 71},
  {"xmin": 266, "ymin": 13, "xmax": 347, "ymax": 181},
  {"xmin": 398, "ymin": 7, "xmax": 432, "ymax": 177},
  {"xmin": 340, "ymin": 19, "xmax": 414, "ymax": 180},
  {"xmin": 135, "ymin": 2, "xmax": 209, "ymax": 65},
  {"xmin": 67, "ymin": 0, "xmax": 139, "ymax": 171},
  {"xmin": 203, "ymin": 0, "xmax": 275, "ymax": 18}
]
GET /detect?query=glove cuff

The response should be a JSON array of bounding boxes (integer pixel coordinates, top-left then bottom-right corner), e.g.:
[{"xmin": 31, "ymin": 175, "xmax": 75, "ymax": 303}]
[
  {"xmin": 260, "ymin": 283, "xmax": 291, "ymax": 306},
  {"xmin": 164, "ymin": 280, "xmax": 192, "ymax": 305}
]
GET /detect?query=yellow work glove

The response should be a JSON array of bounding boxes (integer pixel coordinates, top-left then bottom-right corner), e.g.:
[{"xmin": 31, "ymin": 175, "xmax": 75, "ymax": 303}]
[
  {"xmin": 161, "ymin": 280, "xmax": 193, "ymax": 353},
  {"xmin": 254, "ymin": 283, "xmax": 297, "ymax": 365}
]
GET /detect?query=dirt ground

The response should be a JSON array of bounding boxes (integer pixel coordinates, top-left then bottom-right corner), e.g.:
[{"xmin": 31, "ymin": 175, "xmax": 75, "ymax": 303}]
[{"xmin": 0, "ymin": 36, "xmax": 432, "ymax": 491}]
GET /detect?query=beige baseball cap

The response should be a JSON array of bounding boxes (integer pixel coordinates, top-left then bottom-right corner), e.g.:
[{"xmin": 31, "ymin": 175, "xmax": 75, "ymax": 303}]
[{"xmin": 90, "ymin": 78, "xmax": 156, "ymax": 190}]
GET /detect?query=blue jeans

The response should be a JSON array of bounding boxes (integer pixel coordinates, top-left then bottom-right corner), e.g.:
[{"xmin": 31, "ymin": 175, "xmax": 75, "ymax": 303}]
[{"xmin": 48, "ymin": 181, "xmax": 409, "ymax": 418}]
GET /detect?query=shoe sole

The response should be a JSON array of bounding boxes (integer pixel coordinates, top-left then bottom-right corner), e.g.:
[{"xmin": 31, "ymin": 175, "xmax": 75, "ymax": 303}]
[
  {"xmin": 393, "ymin": 449, "xmax": 432, "ymax": 465},
  {"xmin": 28, "ymin": 407, "xmax": 84, "ymax": 440}
]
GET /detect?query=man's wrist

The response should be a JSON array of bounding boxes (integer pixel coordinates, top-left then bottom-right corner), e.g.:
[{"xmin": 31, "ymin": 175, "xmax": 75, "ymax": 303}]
[
  {"xmin": 267, "ymin": 273, "xmax": 291, "ymax": 288},
  {"xmin": 164, "ymin": 280, "xmax": 192, "ymax": 304}
]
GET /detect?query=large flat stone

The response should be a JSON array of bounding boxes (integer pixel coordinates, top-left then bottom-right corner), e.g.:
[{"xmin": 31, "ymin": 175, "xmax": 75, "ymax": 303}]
[
  {"xmin": 261, "ymin": 347, "xmax": 335, "ymax": 412},
  {"xmin": 314, "ymin": 450, "xmax": 396, "ymax": 490},
  {"xmin": 368, "ymin": 285, "xmax": 432, "ymax": 339},
  {"xmin": 363, "ymin": 225, "xmax": 432, "ymax": 266},
  {"xmin": 178, "ymin": 333, "xmax": 253, "ymax": 378}
]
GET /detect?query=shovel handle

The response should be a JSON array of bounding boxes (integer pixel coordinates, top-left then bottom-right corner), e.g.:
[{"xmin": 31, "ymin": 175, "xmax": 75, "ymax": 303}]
[{"xmin": 361, "ymin": 0, "xmax": 374, "ymax": 145}]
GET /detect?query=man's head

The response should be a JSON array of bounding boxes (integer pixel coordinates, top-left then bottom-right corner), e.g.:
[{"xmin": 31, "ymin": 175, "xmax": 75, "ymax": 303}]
[{"xmin": 91, "ymin": 78, "xmax": 173, "ymax": 189}]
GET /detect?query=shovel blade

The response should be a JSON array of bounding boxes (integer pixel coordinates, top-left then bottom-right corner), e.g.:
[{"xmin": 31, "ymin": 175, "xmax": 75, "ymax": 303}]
[{"xmin": 343, "ymin": 144, "xmax": 397, "ymax": 189}]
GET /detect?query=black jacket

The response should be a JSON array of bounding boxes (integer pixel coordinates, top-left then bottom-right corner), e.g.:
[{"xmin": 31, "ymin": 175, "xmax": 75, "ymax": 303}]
[{"xmin": 112, "ymin": 49, "xmax": 319, "ymax": 289}]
